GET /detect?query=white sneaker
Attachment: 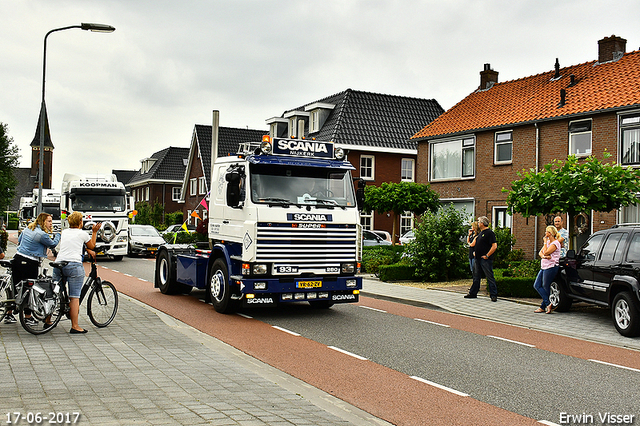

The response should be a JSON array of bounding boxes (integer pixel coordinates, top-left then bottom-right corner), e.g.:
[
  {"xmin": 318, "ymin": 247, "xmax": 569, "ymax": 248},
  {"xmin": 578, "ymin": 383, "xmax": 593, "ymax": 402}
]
[
  {"xmin": 3, "ymin": 313, "xmax": 17, "ymax": 324},
  {"xmin": 24, "ymin": 317, "xmax": 39, "ymax": 327}
]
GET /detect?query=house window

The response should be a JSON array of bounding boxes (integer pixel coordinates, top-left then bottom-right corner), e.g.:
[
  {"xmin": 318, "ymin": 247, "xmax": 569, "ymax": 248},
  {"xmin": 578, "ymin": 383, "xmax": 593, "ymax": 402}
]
[
  {"xmin": 145, "ymin": 187, "xmax": 150, "ymax": 201},
  {"xmin": 189, "ymin": 178, "xmax": 197, "ymax": 196},
  {"xmin": 440, "ymin": 199, "xmax": 475, "ymax": 223},
  {"xmin": 401, "ymin": 158, "xmax": 415, "ymax": 181},
  {"xmin": 620, "ymin": 198, "xmax": 640, "ymax": 223},
  {"xmin": 493, "ymin": 207, "xmax": 511, "ymax": 228},
  {"xmin": 360, "ymin": 155, "xmax": 375, "ymax": 180},
  {"xmin": 198, "ymin": 176, "xmax": 206, "ymax": 195},
  {"xmin": 569, "ymin": 119, "xmax": 592, "ymax": 156},
  {"xmin": 288, "ymin": 118, "xmax": 297, "ymax": 138},
  {"xmin": 400, "ymin": 213, "xmax": 413, "ymax": 236},
  {"xmin": 360, "ymin": 212, "xmax": 372, "ymax": 230},
  {"xmin": 620, "ymin": 114, "xmax": 640, "ymax": 165},
  {"xmin": 430, "ymin": 137, "xmax": 475, "ymax": 181},
  {"xmin": 172, "ymin": 187, "xmax": 181, "ymax": 201},
  {"xmin": 494, "ymin": 131, "xmax": 513, "ymax": 164},
  {"xmin": 309, "ymin": 111, "xmax": 319, "ymax": 133}
]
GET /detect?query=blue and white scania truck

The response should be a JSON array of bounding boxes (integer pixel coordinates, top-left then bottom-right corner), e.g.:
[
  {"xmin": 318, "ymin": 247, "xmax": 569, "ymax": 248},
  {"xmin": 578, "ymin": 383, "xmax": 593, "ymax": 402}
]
[{"xmin": 154, "ymin": 113, "xmax": 363, "ymax": 313}]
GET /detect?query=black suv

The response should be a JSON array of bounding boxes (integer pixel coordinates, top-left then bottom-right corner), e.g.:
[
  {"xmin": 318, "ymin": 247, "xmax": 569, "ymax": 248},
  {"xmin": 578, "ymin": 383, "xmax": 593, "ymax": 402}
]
[{"xmin": 550, "ymin": 224, "xmax": 640, "ymax": 337}]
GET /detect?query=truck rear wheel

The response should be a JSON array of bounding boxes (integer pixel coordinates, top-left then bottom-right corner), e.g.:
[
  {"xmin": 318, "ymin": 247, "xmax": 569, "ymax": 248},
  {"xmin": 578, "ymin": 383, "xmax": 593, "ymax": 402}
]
[
  {"xmin": 156, "ymin": 250, "xmax": 178, "ymax": 294},
  {"xmin": 208, "ymin": 258, "xmax": 237, "ymax": 314}
]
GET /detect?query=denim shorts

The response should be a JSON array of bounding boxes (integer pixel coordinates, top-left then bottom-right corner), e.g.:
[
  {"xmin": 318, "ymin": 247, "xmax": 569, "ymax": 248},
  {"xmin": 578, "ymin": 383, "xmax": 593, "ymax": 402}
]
[{"xmin": 53, "ymin": 262, "xmax": 85, "ymax": 298}]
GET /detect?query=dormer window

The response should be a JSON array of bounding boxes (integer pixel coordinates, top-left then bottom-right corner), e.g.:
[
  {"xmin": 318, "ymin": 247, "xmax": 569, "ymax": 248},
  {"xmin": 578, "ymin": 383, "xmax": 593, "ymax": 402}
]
[
  {"xmin": 140, "ymin": 158, "xmax": 157, "ymax": 174},
  {"xmin": 305, "ymin": 102, "xmax": 335, "ymax": 134},
  {"xmin": 283, "ymin": 110, "xmax": 309, "ymax": 139}
]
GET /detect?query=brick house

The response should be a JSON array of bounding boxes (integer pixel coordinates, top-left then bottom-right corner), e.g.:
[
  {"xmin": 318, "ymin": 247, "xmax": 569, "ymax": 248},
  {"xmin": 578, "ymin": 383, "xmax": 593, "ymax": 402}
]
[
  {"xmin": 180, "ymin": 124, "xmax": 268, "ymax": 226},
  {"xmin": 412, "ymin": 35, "xmax": 640, "ymax": 258},
  {"xmin": 128, "ymin": 147, "xmax": 190, "ymax": 223},
  {"xmin": 266, "ymin": 89, "xmax": 444, "ymax": 240}
]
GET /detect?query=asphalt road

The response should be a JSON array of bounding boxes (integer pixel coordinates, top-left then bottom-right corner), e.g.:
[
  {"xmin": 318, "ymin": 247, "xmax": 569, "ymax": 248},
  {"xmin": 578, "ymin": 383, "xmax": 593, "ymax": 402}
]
[{"xmin": 103, "ymin": 255, "xmax": 640, "ymax": 425}]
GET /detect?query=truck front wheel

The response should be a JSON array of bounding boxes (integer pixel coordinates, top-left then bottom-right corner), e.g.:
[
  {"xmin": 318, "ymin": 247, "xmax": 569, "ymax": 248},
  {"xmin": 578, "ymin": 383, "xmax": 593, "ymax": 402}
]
[{"xmin": 208, "ymin": 259, "xmax": 237, "ymax": 314}]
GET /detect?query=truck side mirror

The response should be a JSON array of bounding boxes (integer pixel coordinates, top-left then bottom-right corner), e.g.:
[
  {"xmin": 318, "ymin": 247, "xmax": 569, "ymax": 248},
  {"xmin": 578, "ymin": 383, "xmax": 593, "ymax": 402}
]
[
  {"xmin": 355, "ymin": 179, "xmax": 366, "ymax": 211},
  {"xmin": 226, "ymin": 172, "xmax": 242, "ymax": 208}
]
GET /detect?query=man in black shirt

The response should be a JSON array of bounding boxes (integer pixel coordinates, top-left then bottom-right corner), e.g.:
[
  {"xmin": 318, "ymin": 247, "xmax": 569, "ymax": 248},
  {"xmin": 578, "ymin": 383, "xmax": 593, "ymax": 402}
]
[{"xmin": 465, "ymin": 216, "xmax": 498, "ymax": 301}]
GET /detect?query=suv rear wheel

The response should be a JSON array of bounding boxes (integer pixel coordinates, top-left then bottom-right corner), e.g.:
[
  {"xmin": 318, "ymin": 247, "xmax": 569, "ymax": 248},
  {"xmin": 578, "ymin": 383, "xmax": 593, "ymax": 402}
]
[
  {"xmin": 549, "ymin": 280, "xmax": 572, "ymax": 312},
  {"xmin": 612, "ymin": 292, "xmax": 640, "ymax": 337}
]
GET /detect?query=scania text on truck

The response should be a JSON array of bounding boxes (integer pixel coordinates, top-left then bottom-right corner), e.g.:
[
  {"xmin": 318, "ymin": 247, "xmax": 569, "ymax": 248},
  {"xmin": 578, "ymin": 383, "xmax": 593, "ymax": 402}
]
[
  {"xmin": 60, "ymin": 173, "xmax": 133, "ymax": 261},
  {"xmin": 154, "ymin": 114, "xmax": 363, "ymax": 313}
]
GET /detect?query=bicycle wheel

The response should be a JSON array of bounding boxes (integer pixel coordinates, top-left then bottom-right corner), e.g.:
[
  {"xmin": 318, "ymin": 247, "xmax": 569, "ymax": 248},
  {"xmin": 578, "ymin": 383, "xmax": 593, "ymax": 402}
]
[
  {"xmin": 87, "ymin": 280, "xmax": 118, "ymax": 327},
  {"xmin": 19, "ymin": 292, "xmax": 64, "ymax": 335}
]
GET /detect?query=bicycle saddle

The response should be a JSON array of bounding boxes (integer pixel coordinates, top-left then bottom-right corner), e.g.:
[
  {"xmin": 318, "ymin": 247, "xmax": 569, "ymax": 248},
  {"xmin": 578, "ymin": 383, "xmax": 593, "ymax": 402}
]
[{"xmin": 50, "ymin": 261, "xmax": 69, "ymax": 269}]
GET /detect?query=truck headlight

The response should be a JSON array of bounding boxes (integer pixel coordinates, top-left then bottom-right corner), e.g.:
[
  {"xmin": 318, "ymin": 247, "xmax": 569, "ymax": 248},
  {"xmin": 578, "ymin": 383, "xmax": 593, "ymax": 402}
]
[
  {"xmin": 341, "ymin": 263, "xmax": 355, "ymax": 274},
  {"xmin": 242, "ymin": 263, "xmax": 268, "ymax": 275},
  {"xmin": 346, "ymin": 279, "xmax": 357, "ymax": 288},
  {"xmin": 117, "ymin": 235, "xmax": 127, "ymax": 242}
]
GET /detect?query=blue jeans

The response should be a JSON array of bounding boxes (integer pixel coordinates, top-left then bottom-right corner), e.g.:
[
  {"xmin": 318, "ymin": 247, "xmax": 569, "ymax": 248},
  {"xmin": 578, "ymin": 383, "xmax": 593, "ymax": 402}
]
[
  {"xmin": 53, "ymin": 262, "xmax": 85, "ymax": 299},
  {"xmin": 470, "ymin": 258, "xmax": 497, "ymax": 297},
  {"xmin": 533, "ymin": 266, "xmax": 559, "ymax": 309},
  {"xmin": 469, "ymin": 258, "xmax": 475, "ymax": 274}
]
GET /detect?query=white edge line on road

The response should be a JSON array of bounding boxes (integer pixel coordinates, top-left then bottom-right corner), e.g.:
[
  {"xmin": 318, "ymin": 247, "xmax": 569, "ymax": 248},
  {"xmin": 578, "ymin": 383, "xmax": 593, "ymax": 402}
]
[
  {"xmin": 410, "ymin": 376, "xmax": 468, "ymax": 397},
  {"xmin": 237, "ymin": 313, "xmax": 253, "ymax": 319},
  {"xmin": 589, "ymin": 359, "xmax": 640, "ymax": 373},
  {"xmin": 414, "ymin": 318, "xmax": 450, "ymax": 327},
  {"xmin": 328, "ymin": 346, "xmax": 368, "ymax": 361},
  {"xmin": 138, "ymin": 278, "xmax": 148, "ymax": 282},
  {"xmin": 110, "ymin": 269, "xmax": 119, "ymax": 273},
  {"xmin": 272, "ymin": 326, "xmax": 301, "ymax": 336},
  {"xmin": 538, "ymin": 421, "xmax": 561, "ymax": 426},
  {"xmin": 487, "ymin": 335, "xmax": 536, "ymax": 348},
  {"xmin": 123, "ymin": 273, "xmax": 132, "ymax": 277},
  {"xmin": 359, "ymin": 305, "xmax": 387, "ymax": 313}
]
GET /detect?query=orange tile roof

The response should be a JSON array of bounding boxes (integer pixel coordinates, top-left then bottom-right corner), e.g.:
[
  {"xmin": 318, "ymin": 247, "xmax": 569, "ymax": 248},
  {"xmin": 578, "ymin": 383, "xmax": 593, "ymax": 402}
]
[{"xmin": 412, "ymin": 50, "xmax": 640, "ymax": 140}]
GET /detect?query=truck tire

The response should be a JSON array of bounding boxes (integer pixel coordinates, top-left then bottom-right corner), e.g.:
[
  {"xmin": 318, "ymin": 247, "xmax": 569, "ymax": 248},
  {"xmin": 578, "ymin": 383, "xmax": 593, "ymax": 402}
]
[
  {"xmin": 549, "ymin": 279, "xmax": 572, "ymax": 312},
  {"xmin": 156, "ymin": 250, "xmax": 178, "ymax": 294},
  {"xmin": 309, "ymin": 301, "xmax": 334, "ymax": 309},
  {"xmin": 208, "ymin": 258, "xmax": 237, "ymax": 314},
  {"xmin": 612, "ymin": 291, "xmax": 640, "ymax": 337}
]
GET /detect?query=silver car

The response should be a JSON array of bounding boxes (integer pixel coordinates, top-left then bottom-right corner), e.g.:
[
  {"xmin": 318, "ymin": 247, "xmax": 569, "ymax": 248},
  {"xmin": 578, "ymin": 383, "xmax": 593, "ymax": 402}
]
[{"xmin": 128, "ymin": 225, "xmax": 166, "ymax": 257}]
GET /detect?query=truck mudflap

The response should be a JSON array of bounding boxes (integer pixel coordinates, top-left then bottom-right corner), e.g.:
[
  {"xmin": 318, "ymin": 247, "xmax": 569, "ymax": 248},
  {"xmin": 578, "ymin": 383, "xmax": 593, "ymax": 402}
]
[{"xmin": 242, "ymin": 290, "xmax": 360, "ymax": 308}]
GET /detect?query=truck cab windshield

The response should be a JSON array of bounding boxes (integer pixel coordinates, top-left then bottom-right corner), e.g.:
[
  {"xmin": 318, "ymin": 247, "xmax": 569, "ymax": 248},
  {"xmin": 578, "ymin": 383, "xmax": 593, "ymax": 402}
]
[
  {"xmin": 71, "ymin": 194, "xmax": 126, "ymax": 212},
  {"xmin": 250, "ymin": 164, "xmax": 356, "ymax": 207}
]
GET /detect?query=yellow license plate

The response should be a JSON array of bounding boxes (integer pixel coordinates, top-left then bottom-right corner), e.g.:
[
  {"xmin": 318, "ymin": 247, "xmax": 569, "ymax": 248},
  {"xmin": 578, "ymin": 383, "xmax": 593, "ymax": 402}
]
[
  {"xmin": 147, "ymin": 247, "xmax": 157, "ymax": 251},
  {"xmin": 296, "ymin": 280, "xmax": 322, "ymax": 288}
]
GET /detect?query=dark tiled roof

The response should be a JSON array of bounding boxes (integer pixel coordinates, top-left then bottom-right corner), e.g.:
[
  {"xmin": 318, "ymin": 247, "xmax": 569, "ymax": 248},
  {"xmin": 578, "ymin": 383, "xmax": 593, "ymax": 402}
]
[
  {"xmin": 283, "ymin": 89, "xmax": 444, "ymax": 150},
  {"xmin": 111, "ymin": 170, "xmax": 137, "ymax": 186},
  {"xmin": 10, "ymin": 168, "xmax": 36, "ymax": 210},
  {"xmin": 128, "ymin": 147, "xmax": 190, "ymax": 185},
  {"xmin": 194, "ymin": 125, "xmax": 268, "ymax": 185},
  {"xmin": 413, "ymin": 50, "xmax": 640, "ymax": 140}
]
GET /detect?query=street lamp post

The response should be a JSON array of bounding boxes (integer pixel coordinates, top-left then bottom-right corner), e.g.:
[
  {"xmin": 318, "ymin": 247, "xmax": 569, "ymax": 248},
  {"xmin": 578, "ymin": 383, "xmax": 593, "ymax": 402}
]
[{"xmin": 37, "ymin": 23, "xmax": 115, "ymax": 216}]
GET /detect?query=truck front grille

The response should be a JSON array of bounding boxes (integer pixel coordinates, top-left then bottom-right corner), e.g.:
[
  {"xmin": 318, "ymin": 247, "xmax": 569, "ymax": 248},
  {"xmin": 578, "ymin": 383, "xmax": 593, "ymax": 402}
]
[{"xmin": 256, "ymin": 223, "xmax": 357, "ymax": 275}]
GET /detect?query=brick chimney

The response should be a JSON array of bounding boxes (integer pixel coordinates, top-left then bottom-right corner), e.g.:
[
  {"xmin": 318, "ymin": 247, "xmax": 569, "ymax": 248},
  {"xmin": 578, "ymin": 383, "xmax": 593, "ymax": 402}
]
[
  {"xmin": 479, "ymin": 63, "xmax": 498, "ymax": 90},
  {"xmin": 598, "ymin": 35, "xmax": 626, "ymax": 63}
]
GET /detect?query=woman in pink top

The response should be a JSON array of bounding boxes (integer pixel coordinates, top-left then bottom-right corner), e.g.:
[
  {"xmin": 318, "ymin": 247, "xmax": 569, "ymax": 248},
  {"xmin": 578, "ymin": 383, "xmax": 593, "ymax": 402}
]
[{"xmin": 533, "ymin": 225, "xmax": 562, "ymax": 314}]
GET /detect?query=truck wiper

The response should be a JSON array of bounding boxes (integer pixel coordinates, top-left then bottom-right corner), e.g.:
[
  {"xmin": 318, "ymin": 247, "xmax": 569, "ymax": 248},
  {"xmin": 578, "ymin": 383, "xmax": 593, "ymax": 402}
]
[
  {"xmin": 260, "ymin": 197, "xmax": 291, "ymax": 207},
  {"xmin": 313, "ymin": 198, "xmax": 346, "ymax": 210}
]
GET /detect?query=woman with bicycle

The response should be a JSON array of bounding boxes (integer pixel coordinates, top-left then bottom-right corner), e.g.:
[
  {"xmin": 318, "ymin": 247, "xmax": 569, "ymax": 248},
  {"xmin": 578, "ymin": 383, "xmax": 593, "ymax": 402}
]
[
  {"xmin": 7, "ymin": 213, "xmax": 61, "ymax": 325},
  {"xmin": 53, "ymin": 212, "xmax": 100, "ymax": 334}
]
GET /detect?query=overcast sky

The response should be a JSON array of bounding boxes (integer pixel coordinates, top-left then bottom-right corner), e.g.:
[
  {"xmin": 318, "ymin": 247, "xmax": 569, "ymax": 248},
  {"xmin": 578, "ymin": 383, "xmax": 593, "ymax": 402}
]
[{"xmin": 2, "ymin": 0, "xmax": 639, "ymax": 191}]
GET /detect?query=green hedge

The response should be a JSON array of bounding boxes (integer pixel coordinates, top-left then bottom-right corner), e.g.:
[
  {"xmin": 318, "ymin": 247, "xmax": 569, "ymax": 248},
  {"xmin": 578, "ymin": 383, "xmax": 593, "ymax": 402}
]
[
  {"xmin": 0, "ymin": 229, "xmax": 7, "ymax": 251},
  {"xmin": 378, "ymin": 264, "xmax": 416, "ymax": 281},
  {"xmin": 494, "ymin": 269, "xmax": 539, "ymax": 298},
  {"xmin": 361, "ymin": 245, "xmax": 405, "ymax": 274}
]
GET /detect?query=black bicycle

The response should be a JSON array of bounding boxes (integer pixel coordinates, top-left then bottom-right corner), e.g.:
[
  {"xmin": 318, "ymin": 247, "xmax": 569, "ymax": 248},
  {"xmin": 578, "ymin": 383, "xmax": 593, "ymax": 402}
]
[{"xmin": 0, "ymin": 248, "xmax": 118, "ymax": 335}]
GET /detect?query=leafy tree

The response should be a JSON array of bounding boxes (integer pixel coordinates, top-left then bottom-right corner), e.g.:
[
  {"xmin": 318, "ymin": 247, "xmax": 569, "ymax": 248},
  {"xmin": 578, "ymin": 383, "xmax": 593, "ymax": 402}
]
[
  {"xmin": 0, "ymin": 123, "xmax": 19, "ymax": 210},
  {"xmin": 363, "ymin": 181, "xmax": 440, "ymax": 243},
  {"xmin": 404, "ymin": 204, "xmax": 468, "ymax": 282},
  {"xmin": 134, "ymin": 201, "xmax": 164, "ymax": 227},
  {"xmin": 504, "ymin": 153, "xmax": 640, "ymax": 218}
]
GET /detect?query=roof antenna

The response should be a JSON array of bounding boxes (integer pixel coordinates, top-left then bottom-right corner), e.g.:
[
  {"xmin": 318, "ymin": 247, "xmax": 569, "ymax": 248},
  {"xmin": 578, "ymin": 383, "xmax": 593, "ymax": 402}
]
[{"xmin": 554, "ymin": 58, "xmax": 560, "ymax": 79}]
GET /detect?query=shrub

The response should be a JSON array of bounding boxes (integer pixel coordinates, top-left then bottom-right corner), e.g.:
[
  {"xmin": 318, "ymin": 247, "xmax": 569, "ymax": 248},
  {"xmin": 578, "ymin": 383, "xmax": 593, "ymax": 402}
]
[
  {"xmin": 362, "ymin": 245, "xmax": 404, "ymax": 274},
  {"xmin": 405, "ymin": 204, "xmax": 468, "ymax": 282},
  {"xmin": 378, "ymin": 263, "xmax": 417, "ymax": 281},
  {"xmin": 503, "ymin": 259, "xmax": 541, "ymax": 278},
  {"xmin": 493, "ymin": 227, "xmax": 518, "ymax": 268},
  {"xmin": 165, "ymin": 211, "xmax": 184, "ymax": 226},
  {"xmin": 0, "ymin": 229, "xmax": 7, "ymax": 251}
]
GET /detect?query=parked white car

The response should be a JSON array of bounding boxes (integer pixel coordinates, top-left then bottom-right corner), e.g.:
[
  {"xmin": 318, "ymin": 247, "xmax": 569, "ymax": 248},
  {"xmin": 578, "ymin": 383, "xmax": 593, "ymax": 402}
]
[
  {"xmin": 128, "ymin": 225, "xmax": 166, "ymax": 257},
  {"xmin": 363, "ymin": 229, "xmax": 392, "ymax": 246},
  {"xmin": 399, "ymin": 230, "xmax": 415, "ymax": 245}
]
